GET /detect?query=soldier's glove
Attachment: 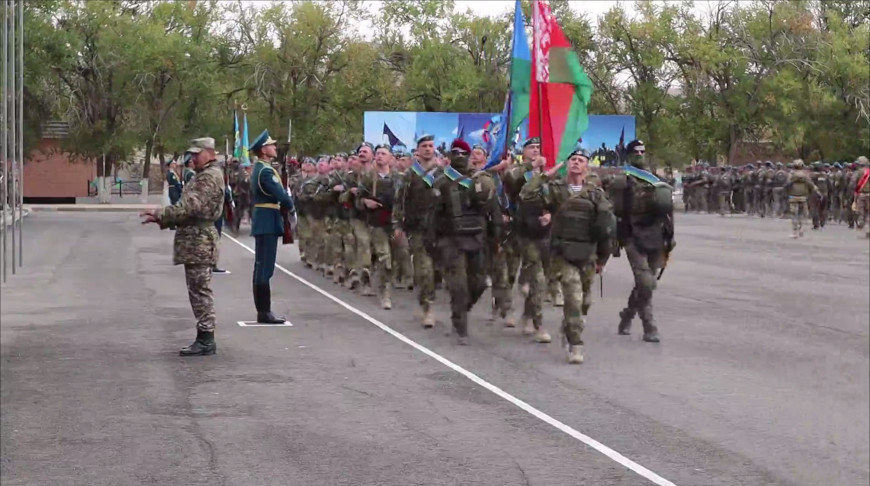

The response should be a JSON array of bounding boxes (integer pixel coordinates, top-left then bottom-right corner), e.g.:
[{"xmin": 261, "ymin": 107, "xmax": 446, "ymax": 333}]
[{"xmin": 665, "ymin": 238, "xmax": 676, "ymax": 253}]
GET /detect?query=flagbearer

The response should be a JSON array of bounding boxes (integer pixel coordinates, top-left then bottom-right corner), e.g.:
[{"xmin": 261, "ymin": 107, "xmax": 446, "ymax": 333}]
[{"xmin": 250, "ymin": 130, "xmax": 296, "ymax": 324}]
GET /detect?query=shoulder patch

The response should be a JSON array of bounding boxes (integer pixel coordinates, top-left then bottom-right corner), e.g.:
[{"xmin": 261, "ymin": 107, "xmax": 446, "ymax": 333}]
[{"xmin": 272, "ymin": 174, "xmax": 282, "ymax": 185}]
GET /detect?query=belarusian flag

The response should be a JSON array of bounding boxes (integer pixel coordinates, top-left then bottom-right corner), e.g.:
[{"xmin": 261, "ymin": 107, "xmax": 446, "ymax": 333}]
[{"xmin": 530, "ymin": 0, "xmax": 594, "ymax": 169}]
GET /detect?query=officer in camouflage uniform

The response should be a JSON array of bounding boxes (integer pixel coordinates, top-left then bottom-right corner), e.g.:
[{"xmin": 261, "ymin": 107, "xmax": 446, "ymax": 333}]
[
  {"xmin": 393, "ymin": 135, "xmax": 442, "ymax": 328},
  {"xmin": 810, "ymin": 162, "xmax": 832, "ymax": 229},
  {"xmin": 716, "ymin": 166, "xmax": 733, "ymax": 216},
  {"xmin": 348, "ymin": 143, "xmax": 375, "ymax": 294},
  {"xmin": 293, "ymin": 158, "xmax": 316, "ymax": 266},
  {"xmin": 609, "ymin": 140, "xmax": 675, "ymax": 343},
  {"xmin": 509, "ymin": 138, "xmax": 554, "ymax": 343},
  {"xmin": 390, "ymin": 147, "xmax": 414, "ymax": 290},
  {"xmin": 538, "ymin": 148, "xmax": 615, "ymax": 364},
  {"xmin": 831, "ymin": 162, "xmax": 844, "ymax": 223},
  {"xmin": 429, "ymin": 139, "xmax": 500, "ymax": 344},
  {"xmin": 357, "ymin": 144, "xmax": 401, "ymax": 309},
  {"xmin": 324, "ymin": 155, "xmax": 355, "ymax": 285},
  {"xmin": 772, "ymin": 162, "xmax": 789, "ymax": 217},
  {"xmin": 307, "ymin": 159, "xmax": 331, "ymax": 274},
  {"xmin": 785, "ymin": 159, "xmax": 818, "ymax": 238},
  {"xmin": 480, "ymin": 154, "xmax": 518, "ymax": 328},
  {"xmin": 141, "ymin": 137, "xmax": 226, "ymax": 356}
]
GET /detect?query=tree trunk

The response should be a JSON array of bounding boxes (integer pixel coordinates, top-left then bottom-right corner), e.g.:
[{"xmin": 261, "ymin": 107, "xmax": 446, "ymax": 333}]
[
  {"xmin": 158, "ymin": 152, "xmax": 170, "ymax": 206},
  {"xmin": 727, "ymin": 125, "xmax": 741, "ymax": 166},
  {"xmin": 141, "ymin": 137, "xmax": 154, "ymax": 202}
]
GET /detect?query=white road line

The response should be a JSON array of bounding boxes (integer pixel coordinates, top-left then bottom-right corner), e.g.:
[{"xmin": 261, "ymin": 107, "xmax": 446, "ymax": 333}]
[{"xmin": 226, "ymin": 234, "xmax": 677, "ymax": 486}]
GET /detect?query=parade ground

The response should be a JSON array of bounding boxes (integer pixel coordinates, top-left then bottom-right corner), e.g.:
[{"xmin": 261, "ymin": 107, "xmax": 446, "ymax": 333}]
[{"xmin": 1, "ymin": 212, "xmax": 868, "ymax": 486}]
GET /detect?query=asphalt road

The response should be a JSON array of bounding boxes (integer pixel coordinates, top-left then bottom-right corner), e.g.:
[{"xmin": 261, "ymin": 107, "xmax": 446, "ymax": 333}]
[{"xmin": 1, "ymin": 212, "xmax": 867, "ymax": 486}]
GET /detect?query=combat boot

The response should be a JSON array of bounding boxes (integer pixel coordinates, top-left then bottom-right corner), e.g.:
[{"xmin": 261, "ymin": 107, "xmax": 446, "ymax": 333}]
[
  {"xmin": 360, "ymin": 270, "xmax": 375, "ymax": 296},
  {"xmin": 325, "ymin": 265, "xmax": 335, "ymax": 278},
  {"xmin": 502, "ymin": 314, "xmax": 516, "ymax": 328},
  {"xmin": 520, "ymin": 316, "xmax": 535, "ymax": 335},
  {"xmin": 617, "ymin": 308, "xmax": 633, "ymax": 335},
  {"xmin": 641, "ymin": 321, "xmax": 660, "ymax": 343},
  {"xmin": 380, "ymin": 288, "xmax": 392, "ymax": 310},
  {"xmin": 255, "ymin": 283, "xmax": 287, "ymax": 324},
  {"xmin": 345, "ymin": 270, "xmax": 360, "ymax": 290},
  {"xmin": 533, "ymin": 326, "xmax": 552, "ymax": 344},
  {"xmin": 180, "ymin": 330, "xmax": 216, "ymax": 356},
  {"xmin": 422, "ymin": 307, "xmax": 435, "ymax": 329},
  {"xmin": 333, "ymin": 265, "xmax": 345, "ymax": 285},
  {"xmin": 567, "ymin": 345, "xmax": 584, "ymax": 364}
]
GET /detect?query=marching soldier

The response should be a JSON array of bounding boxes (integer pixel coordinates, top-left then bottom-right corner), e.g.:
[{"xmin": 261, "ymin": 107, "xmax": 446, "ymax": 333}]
[
  {"xmin": 393, "ymin": 135, "xmax": 442, "ymax": 328},
  {"xmin": 140, "ymin": 137, "xmax": 226, "ymax": 356},
  {"xmin": 785, "ymin": 159, "xmax": 818, "ymax": 239},
  {"xmin": 810, "ymin": 162, "xmax": 832, "ymax": 229},
  {"xmin": 535, "ymin": 148, "xmax": 615, "ymax": 363},
  {"xmin": 429, "ymin": 139, "xmax": 500, "ymax": 344},
  {"xmin": 608, "ymin": 140, "xmax": 675, "ymax": 343},
  {"xmin": 852, "ymin": 156, "xmax": 870, "ymax": 238},
  {"xmin": 390, "ymin": 146, "xmax": 414, "ymax": 290},
  {"xmin": 357, "ymin": 144, "xmax": 401, "ymax": 309},
  {"xmin": 249, "ymin": 130, "xmax": 296, "ymax": 324}
]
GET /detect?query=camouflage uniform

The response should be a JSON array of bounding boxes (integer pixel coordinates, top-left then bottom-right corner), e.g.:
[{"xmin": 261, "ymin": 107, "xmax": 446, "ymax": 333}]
[
  {"xmin": 430, "ymin": 154, "xmax": 499, "ymax": 342},
  {"xmin": 543, "ymin": 172, "xmax": 614, "ymax": 363},
  {"xmin": 785, "ymin": 164, "xmax": 817, "ymax": 238},
  {"xmin": 158, "ymin": 158, "xmax": 225, "ymax": 333},
  {"xmin": 357, "ymin": 168, "xmax": 400, "ymax": 306},
  {"xmin": 393, "ymin": 158, "xmax": 441, "ymax": 326},
  {"xmin": 852, "ymin": 159, "xmax": 870, "ymax": 237}
]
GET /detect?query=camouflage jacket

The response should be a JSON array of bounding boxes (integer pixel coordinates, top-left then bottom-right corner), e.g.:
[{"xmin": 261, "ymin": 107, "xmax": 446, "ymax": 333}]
[{"xmin": 159, "ymin": 161, "xmax": 225, "ymax": 266}]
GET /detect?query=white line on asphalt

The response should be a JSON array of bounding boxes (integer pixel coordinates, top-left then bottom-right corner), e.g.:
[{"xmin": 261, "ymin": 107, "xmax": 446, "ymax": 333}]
[
  {"xmin": 237, "ymin": 320, "xmax": 293, "ymax": 327},
  {"xmin": 226, "ymin": 234, "xmax": 677, "ymax": 486}
]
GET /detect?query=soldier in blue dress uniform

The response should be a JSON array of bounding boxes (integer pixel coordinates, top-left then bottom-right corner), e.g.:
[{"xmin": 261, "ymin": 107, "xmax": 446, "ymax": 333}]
[{"xmin": 250, "ymin": 130, "xmax": 296, "ymax": 323}]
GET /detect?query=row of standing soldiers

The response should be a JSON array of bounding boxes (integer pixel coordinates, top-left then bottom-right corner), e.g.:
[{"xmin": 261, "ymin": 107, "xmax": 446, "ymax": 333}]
[
  {"xmin": 682, "ymin": 158, "xmax": 870, "ymax": 236},
  {"xmin": 286, "ymin": 136, "xmax": 674, "ymax": 364}
]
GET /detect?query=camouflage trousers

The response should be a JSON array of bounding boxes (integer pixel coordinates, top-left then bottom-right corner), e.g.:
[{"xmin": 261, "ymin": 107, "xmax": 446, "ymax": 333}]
[
  {"xmin": 789, "ymin": 198, "xmax": 808, "ymax": 235},
  {"xmin": 623, "ymin": 240, "xmax": 663, "ymax": 332},
  {"xmin": 810, "ymin": 195, "xmax": 828, "ymax": 228},
  {"xmin": 328, "ymin": 218, "xmax": 355, "ymax": 272},
  {"xmin": 370, "ymin": 226, "xmax": 393, "ymax": 293},
  {"xmin": 184, "ymin": 264, "xmax": 215, "ymax": 332},
  {"xmin": 440, "ymin": 241, "xmax": 487, "ymax": 337},
  {"xmin": 391, "ymin": 234, "xmax": 413, "ymax": 288},
  {"xmin": 718, "ymin": 191, "xmax": 731, "ymax": 216},
  {"xmin": 519, "ymin": 236, "xmax": 549, "ymax": 328},
  {"xmin": 350, "ymin": 218, "xmax": 372, "ymax": 272},
  {"xmin": 307, "ymin": 216, "xmax": 327, "ymax": 265},
  {"xmin": 408, "ymin": 230, "xmax": 435, "ymax": 311},
  {"xmin": 489, "ymin": 237, "xmax": 519, "ymax": 318},
  {"xmin": 551, "ymin": 256, "xmax": 595, "ymax": 346},
  {"xmin": 857, "ymin": 194, "xmax": 870, "ymax": 237},
  {"xmin": 296, "ymin": 213, "xmax": 311, "ymax": 261}
]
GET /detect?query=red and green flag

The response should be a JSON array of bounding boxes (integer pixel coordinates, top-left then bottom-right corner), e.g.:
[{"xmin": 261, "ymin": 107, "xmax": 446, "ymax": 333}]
[{"xmin": 530, "ymin": 0, "xmax": 594, "ymax": 169}]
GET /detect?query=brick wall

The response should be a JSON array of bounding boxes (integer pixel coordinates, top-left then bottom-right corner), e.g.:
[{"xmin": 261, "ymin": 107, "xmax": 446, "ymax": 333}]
[{"xmin": 23, "ymin": 139, "xmax": 96, "ymax": 198}]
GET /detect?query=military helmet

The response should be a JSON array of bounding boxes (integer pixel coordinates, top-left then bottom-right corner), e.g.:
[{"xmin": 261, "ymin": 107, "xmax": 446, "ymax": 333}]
[
  {"xmin": 793, "ymin": 159, "xmax": 805, "ymax": 169},
  {"xmin": 857, "ymin": 156, "xmax": 869, "ymax": 166},
  {"xmin": 764, "ymin": 160, "xmax": 773, "ymax": 167},
  {"xmin": 776, "ymin": 162, "xmax": 784, "ymax": 168}
]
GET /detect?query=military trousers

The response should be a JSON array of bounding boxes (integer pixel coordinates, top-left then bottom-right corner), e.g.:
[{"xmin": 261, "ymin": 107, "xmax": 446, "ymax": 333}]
[
  {"xmin": 857, "ymin": 194, "xmax": 870, "ymax": 237},
  {"xmin": 717, "ymin": 191, "xmax": 731, "ymax": 216},
  {"xmin": 519, "ymin": 236, "xmax": 549, "ymax": 328},
  {"xmin": 440, "ymin": 241, "xmax": 487, "ymax": 337},
  {"xmin": 296, "ymin": 213, "xmax": 311, "ymax": 261},
  {"xmin": 623, "ymin": 240, "xmax": 663, "ymax": 332},
  {"xmin": 370, "ymin": 225, "xmax": 393, "ymax": 293},
  {"xmin": 253, "ymin": 234, "xmax": 279, "ymax": 284},
  {"xmin": 408, "ymin": 230, "xmax": 435, "ymax": 311},
  {"xmin": 330, "ymin": 218, "xmax": 355, "ymax": 272},
  {"xmin": 811, "ymin": 194, "xmax": 828, "ymax": 228},
  {"xmin": 391, "ymin": 233, "xmax": 413, "ymax": 288},
  {"xmin": 306, "ymin": 215, "xmax": 326, "ymax": 264},
  {"xmin": 323, "ymin": 216, "xmax": 338, "ymax": 267},
  {"xmin": 788, "ymin": 198, "xmax": 808, "ymax": 235},
  {"xmin": 350, "ymin": 218, "xmax": 372, "ymax": 272},
  {"xmin": 185, "ymin": 264, "xmax": 216, "ymax": 332},
  {"xmin": 551, "ymin": 256, "xmax": 596, "ymax": 346},
  {"xmin": 489, "ymin": 241, "xmax": 514, "ymax": 318}
]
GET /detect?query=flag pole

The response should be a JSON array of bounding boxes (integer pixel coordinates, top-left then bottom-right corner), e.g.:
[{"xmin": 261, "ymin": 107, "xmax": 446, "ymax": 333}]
[{"xmin": 533, "ymin": 0, "xmax": 544, "ymax": 164}]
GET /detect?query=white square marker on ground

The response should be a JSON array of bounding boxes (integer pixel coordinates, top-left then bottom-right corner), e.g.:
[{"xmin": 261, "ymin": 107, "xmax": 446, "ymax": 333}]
[{"xmin": 237, "ymin": 321, "xmax": 293, "ymax": 327}]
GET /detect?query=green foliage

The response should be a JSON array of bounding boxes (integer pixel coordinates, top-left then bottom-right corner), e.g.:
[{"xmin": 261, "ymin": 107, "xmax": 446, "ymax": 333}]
[{"xmin": 22, "ymin": 0, "xmax": 870, "ymax": 171}]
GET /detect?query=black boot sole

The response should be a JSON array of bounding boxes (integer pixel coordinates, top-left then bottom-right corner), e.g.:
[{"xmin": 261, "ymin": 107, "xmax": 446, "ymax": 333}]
[{"xmin": 179, "ymin": 345, "xmax": 217, "ymax": 356}]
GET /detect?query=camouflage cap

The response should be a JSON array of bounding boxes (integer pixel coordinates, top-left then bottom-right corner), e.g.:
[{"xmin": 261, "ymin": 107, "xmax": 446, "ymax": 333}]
[{"xmin": 187, "ymin": 137, "xmax": 215, "ymax": 154}]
